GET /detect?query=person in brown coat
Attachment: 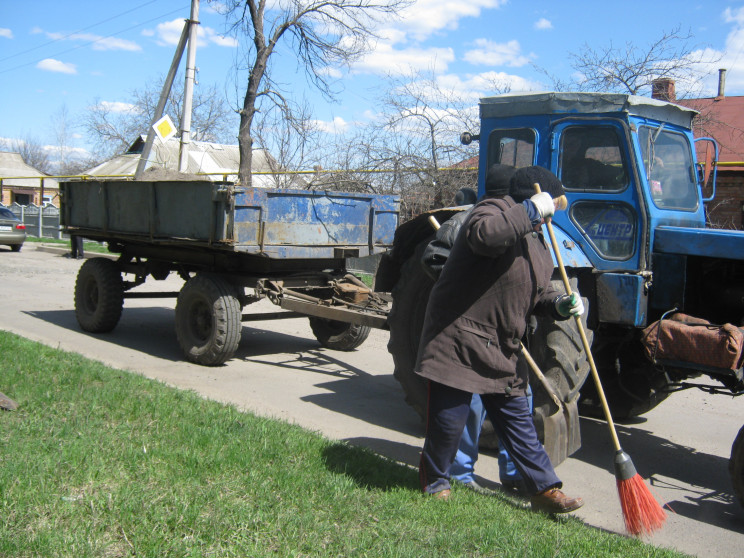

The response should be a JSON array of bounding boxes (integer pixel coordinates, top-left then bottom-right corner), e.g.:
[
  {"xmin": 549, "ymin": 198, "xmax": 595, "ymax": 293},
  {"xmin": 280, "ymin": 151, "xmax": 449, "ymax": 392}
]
[{"xmin": 416, "ymin": 166, "xmax": 585, "ymax": 513}]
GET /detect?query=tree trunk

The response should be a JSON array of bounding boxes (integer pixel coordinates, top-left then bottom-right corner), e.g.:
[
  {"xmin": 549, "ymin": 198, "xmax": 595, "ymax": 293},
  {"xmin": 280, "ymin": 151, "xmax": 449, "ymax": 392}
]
[{"xmin": 238, "ymin": 109, "xmax": 254, "ymax": 186}]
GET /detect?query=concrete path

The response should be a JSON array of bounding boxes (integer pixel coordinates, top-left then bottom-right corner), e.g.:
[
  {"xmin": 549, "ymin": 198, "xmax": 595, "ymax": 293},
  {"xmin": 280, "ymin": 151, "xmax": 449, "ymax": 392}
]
[{"xmin": 1, "ymin": 244, "xmax": 742, "ymax": 557}]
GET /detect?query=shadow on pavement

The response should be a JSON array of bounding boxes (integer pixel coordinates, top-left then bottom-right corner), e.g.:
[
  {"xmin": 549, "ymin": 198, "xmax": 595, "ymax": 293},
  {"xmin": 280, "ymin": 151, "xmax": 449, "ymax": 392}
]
[{"xmin": 574, "ymin": 416, "xmax": 744, "ymax": 532}]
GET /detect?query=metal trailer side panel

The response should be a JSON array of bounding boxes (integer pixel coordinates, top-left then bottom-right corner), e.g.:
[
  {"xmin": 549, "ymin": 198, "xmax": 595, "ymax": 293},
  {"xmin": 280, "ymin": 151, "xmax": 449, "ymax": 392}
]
[
  {"xmin": 61, "ymin": 180, "xmax": 399, "ymax": 260},
  {"xmin": 232, "ymin": 187, "xmax": 399, "ymax": 258}
]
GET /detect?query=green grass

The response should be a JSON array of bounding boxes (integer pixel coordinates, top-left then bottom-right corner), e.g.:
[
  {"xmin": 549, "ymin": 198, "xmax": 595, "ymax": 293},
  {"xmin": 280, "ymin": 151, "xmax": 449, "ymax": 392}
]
[
  {"xmin": 25, "ymin": 236, "xmax": 110, "ymax": 253},
  {"xmin": 0, "ymin": 331, "xmax": 687, "ymax": 557}
]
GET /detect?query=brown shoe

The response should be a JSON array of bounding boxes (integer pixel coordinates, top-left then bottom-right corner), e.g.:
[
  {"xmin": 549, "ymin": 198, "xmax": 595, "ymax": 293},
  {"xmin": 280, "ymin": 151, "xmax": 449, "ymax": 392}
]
[
  {"xmin": 433, "ymin": 489, "xmax": 451, "ymax": 500},
  {"xmin": 531, "ymin": 487, "xmax": 583, "ymax": 514}
]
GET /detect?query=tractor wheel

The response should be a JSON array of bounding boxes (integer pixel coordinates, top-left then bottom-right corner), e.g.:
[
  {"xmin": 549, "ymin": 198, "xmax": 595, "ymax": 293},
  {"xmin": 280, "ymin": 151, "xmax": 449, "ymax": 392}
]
[
  {"xmin": 74, "ymin": 257, "xmax": 124, "ymax": 333},
  {"xmin": 175, "ymin": 274, "xmax": 242, "ymax": 366},
  {"xmin": 309, "ymin": 318, "xmax": 371, "ymax": 351},
  {"xmin": 527, "ymin": 277, "xmax": 592, "ymax": 465},
  {"xmin": 386, "ymin": 238, "xmax": 434, "ymax": 420},
  {"xmin": 578, "ymin": 335, "xmax": 670, "ymax": 420},
  {"xmin": 730, "ymin": 425, "xmax": 744, "ymax": 508}
]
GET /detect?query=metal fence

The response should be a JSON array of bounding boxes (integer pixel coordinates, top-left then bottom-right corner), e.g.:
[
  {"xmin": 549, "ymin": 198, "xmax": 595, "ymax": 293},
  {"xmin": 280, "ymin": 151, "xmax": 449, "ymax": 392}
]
[{"xmin": 1, "ymin": 203, "xmax": 63, "ymax": 239}]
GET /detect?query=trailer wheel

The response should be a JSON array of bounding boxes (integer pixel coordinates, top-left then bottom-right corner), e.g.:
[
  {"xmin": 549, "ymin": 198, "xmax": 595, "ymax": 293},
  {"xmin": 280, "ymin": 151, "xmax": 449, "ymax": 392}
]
[
  {"xmin": 730, "ymin": 425, "xmax": 744, "ymax": 508},
  {"xmin": 175, "ymin": 274, "xmax": 242, "ymax": 366},
  {"xmin": 74, "ymin": 257, "xmax": 124, "ymax": 333},
  {"xmin": 309, "ymin": 318, "xmax": 371, "ymax": 351}
]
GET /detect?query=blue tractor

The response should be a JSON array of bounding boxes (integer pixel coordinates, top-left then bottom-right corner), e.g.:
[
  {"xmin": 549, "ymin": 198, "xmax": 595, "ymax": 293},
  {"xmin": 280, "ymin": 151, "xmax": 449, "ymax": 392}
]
[{"xmin": 377, "ymin": 92, "xmax": 744, "ymax": 506}]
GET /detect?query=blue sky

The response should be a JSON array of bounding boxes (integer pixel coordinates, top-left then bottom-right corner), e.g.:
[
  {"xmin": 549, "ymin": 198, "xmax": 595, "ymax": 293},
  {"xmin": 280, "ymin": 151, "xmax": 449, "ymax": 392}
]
[{"xmin": 2, "ymin": 0, "xmax": 744, "ymax": 166}]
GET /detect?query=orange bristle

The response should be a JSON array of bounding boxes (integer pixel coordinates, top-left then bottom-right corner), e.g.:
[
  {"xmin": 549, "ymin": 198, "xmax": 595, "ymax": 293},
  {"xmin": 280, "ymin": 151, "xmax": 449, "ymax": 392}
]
[{"xmin": 617, "ymin": 474, "xmax": 667, "ymax": 536}]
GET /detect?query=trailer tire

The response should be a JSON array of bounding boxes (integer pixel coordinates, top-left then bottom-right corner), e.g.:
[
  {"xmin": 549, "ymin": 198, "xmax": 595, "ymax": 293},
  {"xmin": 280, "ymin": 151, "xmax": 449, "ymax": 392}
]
[
  {"xmin": 730, "ymin": 425, "xmax": 744, "ymax": 508},
  {"xmin": 175, "ymin": 274, "xmax": 242, "ymax": 366},
  {"xmin": 75, "ymin": 257, "xmax": 124, "ymax": 333},
  {"xmin": 309, "ymin": 318, "xmax": 371, "ymax": 351}
]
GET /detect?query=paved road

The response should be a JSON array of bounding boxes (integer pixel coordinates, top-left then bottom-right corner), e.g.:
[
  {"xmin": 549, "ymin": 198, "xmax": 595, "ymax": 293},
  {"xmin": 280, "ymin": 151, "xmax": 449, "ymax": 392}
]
[{"xmin": 1, "ymin": 244, "xmax": 742, "ymax": 557}]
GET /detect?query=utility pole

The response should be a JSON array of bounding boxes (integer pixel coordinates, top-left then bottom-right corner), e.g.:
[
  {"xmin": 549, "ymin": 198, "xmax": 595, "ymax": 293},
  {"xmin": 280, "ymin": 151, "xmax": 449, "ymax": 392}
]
[
  {"xmin": 179, "ymin": 0, "xmax": 200, "ymax": 173},
  {"xmin": 135, "ymin": 0, "xmax": 199, "ymax": 179}
]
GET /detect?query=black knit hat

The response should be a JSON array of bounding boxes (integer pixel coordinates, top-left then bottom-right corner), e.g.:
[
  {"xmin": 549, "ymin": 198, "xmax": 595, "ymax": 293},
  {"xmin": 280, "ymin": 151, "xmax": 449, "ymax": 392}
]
[
  {"xmin": 485, "ymin": 164, "xmax": 517, "ymax": 196},
  {"xmin": 508, "ymin": 166, "xmax": 565, "ymax": 202}
]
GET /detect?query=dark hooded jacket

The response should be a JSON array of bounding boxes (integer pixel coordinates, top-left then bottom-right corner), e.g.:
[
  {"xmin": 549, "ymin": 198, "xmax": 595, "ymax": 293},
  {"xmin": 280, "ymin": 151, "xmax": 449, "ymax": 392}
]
[{"xmin": 414, "ymin": 195, "xmax": 565, "ymax": 395}]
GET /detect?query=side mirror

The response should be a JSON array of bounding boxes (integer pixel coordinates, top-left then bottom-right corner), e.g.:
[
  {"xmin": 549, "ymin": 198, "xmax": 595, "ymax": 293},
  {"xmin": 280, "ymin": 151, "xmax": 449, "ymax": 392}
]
[{"xmin": 460, "ymin": 132, "xmax": 480, "ymax": 146}]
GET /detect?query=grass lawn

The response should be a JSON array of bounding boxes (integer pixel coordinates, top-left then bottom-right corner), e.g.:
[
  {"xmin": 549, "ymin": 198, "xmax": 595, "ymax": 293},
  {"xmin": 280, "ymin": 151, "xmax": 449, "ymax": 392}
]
[
  {"xmin": 0, "ymin": 331, "xmax": 687, "ymax": 557},
  {"xmin": 25, "ymin": 236, "xmax": 110, "ymax": 254}
]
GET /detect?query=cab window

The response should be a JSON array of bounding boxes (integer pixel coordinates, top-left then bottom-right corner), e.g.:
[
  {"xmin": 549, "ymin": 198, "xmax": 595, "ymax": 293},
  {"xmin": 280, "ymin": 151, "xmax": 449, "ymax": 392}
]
[
  {"xmin": 571, "ymin": 202, "xmax": 636, "ymax": 260},
  {"xmin": 560, "ymin": 126, "xmax": 628, "ymax": 192},
  {"xmin": 487, "ymin": 128, "xmax": 535, "ymax": 169},
  {"xmin": 639, "ymin": 126, "xmax": 698, "ymax": 211}
]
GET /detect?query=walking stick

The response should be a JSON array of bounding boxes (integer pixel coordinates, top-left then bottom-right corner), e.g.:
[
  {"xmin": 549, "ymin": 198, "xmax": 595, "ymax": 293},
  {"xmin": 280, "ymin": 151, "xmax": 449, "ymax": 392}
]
[{"xmin": 534, "ymin": 183, "xmax": 666, "ymax": 535}]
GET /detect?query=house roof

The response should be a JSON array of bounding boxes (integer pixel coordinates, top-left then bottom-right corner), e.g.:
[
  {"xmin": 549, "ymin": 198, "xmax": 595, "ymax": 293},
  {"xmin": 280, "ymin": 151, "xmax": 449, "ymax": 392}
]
[
  {"xmin": 0, "ymin": 151, "xmax": 59, "ymax": 190},
  {"xmin": 83, "ymin": 137, "xmax": 289, "ymax": 187},
  {"xmin": 675, "ymin": 95, "xmax": 744, "ymax": 169}
]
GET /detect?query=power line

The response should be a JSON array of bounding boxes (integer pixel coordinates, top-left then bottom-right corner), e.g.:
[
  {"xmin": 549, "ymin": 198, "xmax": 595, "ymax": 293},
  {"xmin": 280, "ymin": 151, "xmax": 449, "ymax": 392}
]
[
  {"xmin": 0, "ymin": 3, "xmax": 189, "ymax": 75},
  {"xmin": 0, "ymin": 1, "xmax": 161, "ymax": 63}
]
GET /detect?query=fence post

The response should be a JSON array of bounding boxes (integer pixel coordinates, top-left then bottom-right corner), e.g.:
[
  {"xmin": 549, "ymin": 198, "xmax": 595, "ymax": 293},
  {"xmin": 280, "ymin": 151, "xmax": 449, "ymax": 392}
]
[{"xmin": 38, "ymin": 178, "xmax": 43, "ymax": 237}]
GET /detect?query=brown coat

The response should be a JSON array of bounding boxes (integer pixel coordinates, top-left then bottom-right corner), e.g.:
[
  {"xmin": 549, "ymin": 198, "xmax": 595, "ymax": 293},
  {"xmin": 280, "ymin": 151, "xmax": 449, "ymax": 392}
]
[{"xmin": 415, "ymin": 196, "xmax": 563, "ymax": 395}]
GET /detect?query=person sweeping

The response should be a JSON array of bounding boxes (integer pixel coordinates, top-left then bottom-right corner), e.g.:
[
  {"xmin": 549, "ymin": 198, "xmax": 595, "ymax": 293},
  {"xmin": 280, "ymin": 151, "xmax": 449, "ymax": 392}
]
[
  {"xmin": 534, "ymin": 182, "xmax": 667, "ymax": 535},
  {"xmin": 416, "ymin": 165, "xmax": 584, "ymax": 512}
]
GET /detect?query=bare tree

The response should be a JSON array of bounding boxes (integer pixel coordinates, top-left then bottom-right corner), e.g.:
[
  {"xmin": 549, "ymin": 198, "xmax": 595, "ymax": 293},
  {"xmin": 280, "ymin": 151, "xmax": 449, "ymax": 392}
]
[
  {"xmin": 565, "ymin": 26, "xmax": 719, "ymax": 96},
  {"xmin": 251, "ymin": 96, "xmax": 323, "ymax": 188},
  {"xmin": 84, "ymin": 76, "xmax": 235, "ymax": 161},
  {"xmin": 376, "ymin": 68, "xmax": 507, "ymax": 207},
  {"xmin": 217, "ymin": 0, "xmax": 410, "ymax": 186},
  {"xmin": 12, "ymin": 135, "xmax": 51, "ymax": 174}
]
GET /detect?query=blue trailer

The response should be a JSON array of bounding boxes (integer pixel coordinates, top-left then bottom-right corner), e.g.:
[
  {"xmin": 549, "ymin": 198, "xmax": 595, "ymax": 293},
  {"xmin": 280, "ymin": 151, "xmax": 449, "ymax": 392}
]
[{"xmin": 60, "ymin": 179, "xmax": 398, "ymax": 365}]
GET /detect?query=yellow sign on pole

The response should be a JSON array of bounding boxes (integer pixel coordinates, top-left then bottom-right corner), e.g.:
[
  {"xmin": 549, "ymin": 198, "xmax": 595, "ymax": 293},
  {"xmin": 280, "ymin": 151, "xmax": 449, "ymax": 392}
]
[{"xmin": 152, "ymin": 115, "xmax": 177, "ymax": 142}]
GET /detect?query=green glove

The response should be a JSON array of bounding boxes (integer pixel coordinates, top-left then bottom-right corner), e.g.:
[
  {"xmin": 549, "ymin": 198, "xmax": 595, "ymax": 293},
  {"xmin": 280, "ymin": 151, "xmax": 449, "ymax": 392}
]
[{"xmin": 556, "ymin": 293, "xmax": 585, "ymax": 317}]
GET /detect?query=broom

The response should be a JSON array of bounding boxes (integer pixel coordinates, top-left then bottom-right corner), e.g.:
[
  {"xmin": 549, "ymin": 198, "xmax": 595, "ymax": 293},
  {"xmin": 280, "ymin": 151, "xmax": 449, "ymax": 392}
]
[{"xmin": 534, "ymin": 183, "xmax": 666, "ymax": 536}]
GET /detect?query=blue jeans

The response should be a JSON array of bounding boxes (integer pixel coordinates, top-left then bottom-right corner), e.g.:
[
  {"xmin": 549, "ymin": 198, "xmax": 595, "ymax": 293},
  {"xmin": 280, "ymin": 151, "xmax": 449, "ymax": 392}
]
[
  {"xmin": 450, "ymin": 387, "xmax": 533, "ymax": 484},
  {"xmin": 420, "ymin": 381, "xmax": 558, "ymax": 495}
]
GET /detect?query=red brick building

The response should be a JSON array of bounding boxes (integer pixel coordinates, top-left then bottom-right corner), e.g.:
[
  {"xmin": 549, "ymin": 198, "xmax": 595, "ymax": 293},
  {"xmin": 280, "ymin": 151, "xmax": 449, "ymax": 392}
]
[{"xmin": 654, "ymin": 73, "xmax": 744, "ymax": 229}]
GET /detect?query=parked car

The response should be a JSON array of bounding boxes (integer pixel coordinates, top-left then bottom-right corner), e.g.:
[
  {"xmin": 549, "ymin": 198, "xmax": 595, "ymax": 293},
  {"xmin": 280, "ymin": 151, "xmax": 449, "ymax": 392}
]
[{"xmin": 0, "ymin": 207, "xmax": 26, "ymax": 252}]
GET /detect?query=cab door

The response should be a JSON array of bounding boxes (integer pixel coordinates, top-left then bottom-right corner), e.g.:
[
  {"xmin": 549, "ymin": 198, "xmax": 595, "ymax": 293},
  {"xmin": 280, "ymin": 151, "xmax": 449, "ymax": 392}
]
[{"xmin": 549, "ymin": 120, "xmax": 646, "ymax": 274}]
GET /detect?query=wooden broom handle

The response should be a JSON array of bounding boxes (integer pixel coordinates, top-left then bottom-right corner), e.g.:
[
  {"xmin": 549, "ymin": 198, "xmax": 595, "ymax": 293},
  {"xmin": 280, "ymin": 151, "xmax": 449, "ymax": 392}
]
[{"xmin": 534, "ymin": 183, "xmax": 622, "ymax": 451}]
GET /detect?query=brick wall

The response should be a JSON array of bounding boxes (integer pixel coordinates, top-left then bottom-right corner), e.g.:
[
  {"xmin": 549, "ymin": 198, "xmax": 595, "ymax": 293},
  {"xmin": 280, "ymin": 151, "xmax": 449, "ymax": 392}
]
[{"xmin": 705, "ymin": 171, "xmax": 744, "ymax": 229}]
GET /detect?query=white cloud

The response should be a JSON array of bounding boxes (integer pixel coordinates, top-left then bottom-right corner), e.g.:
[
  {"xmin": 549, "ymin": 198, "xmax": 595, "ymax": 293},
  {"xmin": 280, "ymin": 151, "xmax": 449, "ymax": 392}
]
[
  {"xmin": 0, "ymin": 28, "xmax": 13, "ymax": 39},
  {"xmin": 686, "ymin": 7, "xmax": 744, "ymax": 95},
  {"xmin": 397, "ymin": 0, "xmax": 508, "ymax": 42},
  {"xmin": 147, "ymin": 18, "xmax": 237, "ymax": 48},
  {"xmin": 436, "ymin": 71, "xmax": 542, "ymax": 100},
  {"xmin": 348, "ymin": 0, "xmax": 506, "ymax": 76},
  {"xmin": 97, "ymin": 101, "xmax": 139, "ymax": 113},
  {"xmin": 463, "ymin": 39, "xmax": 533, "ymax": 67},
  {"xmin": 313, "ymin": 116, "xmax": 350, "ymax": 134},
  {"xmin": 37, "ymin": 58, "xmax": 77, "ymax": 74},
  {"xmin": 354, "ymin": 42, "xmax": 455, "ymax": 75},
  {"xmin": 43, "ymin": 30, "xmax": 141, "ymax": 51},
  {"xmin": 534, "ymin": 18, "xmax": 552, "ymax": 30}
]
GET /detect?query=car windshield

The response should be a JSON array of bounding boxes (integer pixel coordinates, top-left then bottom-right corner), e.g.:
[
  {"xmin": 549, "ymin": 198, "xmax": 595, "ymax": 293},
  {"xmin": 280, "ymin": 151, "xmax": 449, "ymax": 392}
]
[
  {"xmin": 0, "ymin": 208, "xmax": 17, "ymax": 219},
  {"xmin": 639, "ymin": 126, "xmax": 698, "ymax": 211}
]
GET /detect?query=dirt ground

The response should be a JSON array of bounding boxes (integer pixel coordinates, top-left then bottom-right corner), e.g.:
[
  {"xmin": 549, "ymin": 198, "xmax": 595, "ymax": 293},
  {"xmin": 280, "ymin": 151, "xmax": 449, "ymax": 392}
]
[{"xmin": 1, "ymin": 244, "xmax": 742, "ymax": 557}]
